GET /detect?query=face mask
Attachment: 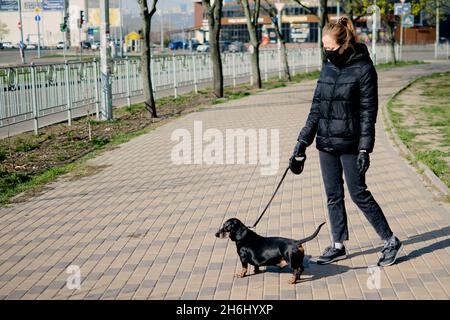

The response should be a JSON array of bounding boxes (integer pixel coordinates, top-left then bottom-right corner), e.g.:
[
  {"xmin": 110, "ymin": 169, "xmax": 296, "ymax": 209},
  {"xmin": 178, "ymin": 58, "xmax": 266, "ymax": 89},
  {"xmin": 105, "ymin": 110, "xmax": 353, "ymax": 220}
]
[{"xmin": 324, "ymin": 46, "xmax": 353, "ymax": 66}]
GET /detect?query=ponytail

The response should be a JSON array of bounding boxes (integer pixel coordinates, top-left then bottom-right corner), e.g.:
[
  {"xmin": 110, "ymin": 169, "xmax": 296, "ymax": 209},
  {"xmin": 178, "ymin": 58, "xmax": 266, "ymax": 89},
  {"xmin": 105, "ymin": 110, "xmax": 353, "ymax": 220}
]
[{"xmin": 323, "ymin": 16, "xmax": 359, "ymax": 52}]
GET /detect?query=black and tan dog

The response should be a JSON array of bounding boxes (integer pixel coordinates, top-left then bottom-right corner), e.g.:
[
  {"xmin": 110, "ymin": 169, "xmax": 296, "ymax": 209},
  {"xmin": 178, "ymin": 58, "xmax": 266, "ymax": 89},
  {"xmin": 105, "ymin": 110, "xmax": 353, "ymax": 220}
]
[{"xmin": 215, "ymin": 218, "xmax": 325, "ymax": 284}]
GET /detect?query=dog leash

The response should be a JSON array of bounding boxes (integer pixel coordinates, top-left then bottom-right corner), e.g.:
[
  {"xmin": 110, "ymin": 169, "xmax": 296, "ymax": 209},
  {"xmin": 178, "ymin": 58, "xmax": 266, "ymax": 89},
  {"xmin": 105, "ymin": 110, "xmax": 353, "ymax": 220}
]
[{"xmin": 249, "ymin": 166, "xmax": 290, "ymax": 229}]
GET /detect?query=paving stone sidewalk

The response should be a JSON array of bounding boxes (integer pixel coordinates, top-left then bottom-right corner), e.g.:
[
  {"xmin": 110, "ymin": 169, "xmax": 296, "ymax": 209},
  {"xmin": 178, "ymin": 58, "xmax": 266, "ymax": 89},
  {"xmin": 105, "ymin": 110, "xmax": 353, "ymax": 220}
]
[{"xmin": 0, "ymin": 62, "xmax": 449, "ymax": 300}]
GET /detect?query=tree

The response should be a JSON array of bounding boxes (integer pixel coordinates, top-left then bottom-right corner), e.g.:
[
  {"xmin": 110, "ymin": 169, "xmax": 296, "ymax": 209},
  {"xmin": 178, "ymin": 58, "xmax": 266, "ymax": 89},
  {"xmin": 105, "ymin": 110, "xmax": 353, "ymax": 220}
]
[
  {"xmin": 345, "ymin": 1, "xmax": 424, "ymax": 64},
  {"xmin": 261, "ymin": 0, "xmax": 291, "ymax": 81},
  {"xmin": 0, "ymin": 20, "xmax": 9, "ymax": 42},
  {"xmin": 138, "ymin": 0, "xmax": 158, "ymax": 118},
  {"xmin": 417, "ymin": 0, "xmax": 450, "ymax": 23},
  {"xmin": 240, "ymin": 0, "xmax": 262, "ymax": 88},
  {"xmin": 293, "ymin": 0, "xmax": 329, "ymax": 63},
  {"xmin": 341, "ymin": 0, "xmax": 368, "ymax": 25},
  {"xmin": 203, "ymin": 0, "xmax": 224, "ymax": 98}
]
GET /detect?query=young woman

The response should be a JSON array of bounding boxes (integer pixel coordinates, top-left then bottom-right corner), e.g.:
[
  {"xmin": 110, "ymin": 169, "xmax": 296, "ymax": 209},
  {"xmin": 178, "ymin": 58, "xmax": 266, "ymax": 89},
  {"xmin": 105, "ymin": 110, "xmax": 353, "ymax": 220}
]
[{"xmin": 290, "ymin": 16, "xmax": 403, "ymax": 267}]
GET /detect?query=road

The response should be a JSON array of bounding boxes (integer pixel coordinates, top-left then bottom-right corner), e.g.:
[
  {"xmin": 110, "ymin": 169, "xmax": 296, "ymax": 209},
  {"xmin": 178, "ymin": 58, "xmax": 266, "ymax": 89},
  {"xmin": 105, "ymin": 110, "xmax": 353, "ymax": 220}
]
[{"xmin": 0, "ymin": 49, "xmax": 97, "ymax": 66}]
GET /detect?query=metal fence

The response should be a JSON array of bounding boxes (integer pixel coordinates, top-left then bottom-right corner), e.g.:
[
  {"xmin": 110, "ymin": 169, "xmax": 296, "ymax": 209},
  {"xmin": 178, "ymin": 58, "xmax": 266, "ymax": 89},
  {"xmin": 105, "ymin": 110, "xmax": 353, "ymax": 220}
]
[{"xmin": 0, "ymin": 43, "xmax": 448, "ymax": 135}]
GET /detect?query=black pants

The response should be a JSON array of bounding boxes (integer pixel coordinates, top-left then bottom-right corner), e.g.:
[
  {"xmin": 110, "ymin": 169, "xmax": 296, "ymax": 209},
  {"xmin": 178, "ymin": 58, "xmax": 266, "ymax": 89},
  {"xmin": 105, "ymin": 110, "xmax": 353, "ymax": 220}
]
[{"xmin": 318, "ymin": 150, "xmax": 393, "ymax": 243}]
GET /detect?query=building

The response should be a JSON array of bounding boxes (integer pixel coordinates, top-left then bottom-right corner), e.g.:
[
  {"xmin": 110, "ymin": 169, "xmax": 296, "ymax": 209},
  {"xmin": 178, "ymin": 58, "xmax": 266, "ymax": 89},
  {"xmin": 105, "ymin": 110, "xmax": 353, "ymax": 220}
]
[
  {"xmin": 0, "ymin": 0, "xmax": 90, "ymax": 47},
  {"xmin": 0, "ymin": 0, "xmax": 129, "ymax": 47},
  {"xmin": 193, "ymin": 0, "xmax": 343, "ymax": 45},
  {"xmin": 193, "ymin": 0, "xmax": 443, "ymax": 46}
]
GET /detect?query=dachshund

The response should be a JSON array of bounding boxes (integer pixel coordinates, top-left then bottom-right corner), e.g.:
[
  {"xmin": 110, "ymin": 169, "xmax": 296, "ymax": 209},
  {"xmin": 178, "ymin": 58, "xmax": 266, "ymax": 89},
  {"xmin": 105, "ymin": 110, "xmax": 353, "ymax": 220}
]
[{"xmin": 215, "ymin": 218, "xmax": 326, "ymax": 284}]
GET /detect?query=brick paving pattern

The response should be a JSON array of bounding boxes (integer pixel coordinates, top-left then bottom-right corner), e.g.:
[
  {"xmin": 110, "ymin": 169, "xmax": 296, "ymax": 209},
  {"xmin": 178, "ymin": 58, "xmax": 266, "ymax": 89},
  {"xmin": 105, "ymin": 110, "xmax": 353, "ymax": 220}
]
[{"xmin": 0, "ymin": 62, "xmax": 449, "ymax": 299}]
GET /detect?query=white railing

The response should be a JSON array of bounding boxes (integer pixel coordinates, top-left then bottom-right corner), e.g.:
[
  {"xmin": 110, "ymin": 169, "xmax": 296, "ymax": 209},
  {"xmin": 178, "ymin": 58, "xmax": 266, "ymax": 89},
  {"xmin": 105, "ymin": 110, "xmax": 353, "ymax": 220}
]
[{"xmin": 1, "ymin": 43, "xmax": 445, "ymax": 135}]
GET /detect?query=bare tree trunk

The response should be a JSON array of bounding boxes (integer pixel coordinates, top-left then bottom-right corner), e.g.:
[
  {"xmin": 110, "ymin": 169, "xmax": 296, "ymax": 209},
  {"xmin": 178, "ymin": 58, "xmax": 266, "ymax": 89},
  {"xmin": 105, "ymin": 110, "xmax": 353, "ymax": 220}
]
[
  {"xmin": 385, "ymin": 22, "xmax": 397, "ymax": 64},
  {"xmin": 241, "ymin": 0, "xmax": 262, "ymax": 88},
  {"xmin": 280, "ymin": 40, "xmax": 291, "ymax": 80},
  {"xmin": 383, "ymin": 9, "xmax": 398, "ymax": 65},
  {"xmin": 293, "ymin": 0, "xmax": 328, "ymax": 63},
  {"xmin": 203, "ymin": 0, "xmax": 224, "ymax": 98},
  {"xmin": 261, "ymin": 0, "xmax": 291, "ymax": 81},
  {"xmin": 138, "ymin": 0, "xmax": 158, "ymax": 118},
  {"xmin": 251, "ymin": 45, "xmax": 262, "ymax": 87},
  {"xmin": 319, "ymin": 0, "xmax": 329, "ymax": 63}
]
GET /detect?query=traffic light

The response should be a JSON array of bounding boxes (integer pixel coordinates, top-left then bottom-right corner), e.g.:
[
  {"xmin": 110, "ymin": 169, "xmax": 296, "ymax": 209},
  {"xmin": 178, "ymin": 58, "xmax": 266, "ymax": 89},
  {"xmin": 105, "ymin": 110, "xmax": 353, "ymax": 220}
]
[
  {"xmin": 60, "ymin": 16, "xmax": 68, "ymax": 32},
  {"xmin": 79, "ymin": 10, "xmax": 85, "ymax": 28}
]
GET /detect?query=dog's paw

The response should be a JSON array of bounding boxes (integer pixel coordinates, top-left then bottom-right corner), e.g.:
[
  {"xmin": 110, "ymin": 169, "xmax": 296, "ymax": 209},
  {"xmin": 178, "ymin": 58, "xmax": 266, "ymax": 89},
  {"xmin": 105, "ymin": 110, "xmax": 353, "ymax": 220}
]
[
  {"xmin": 288, "ymin": 275, "xmax": 299, "ymax": 284},
  {"xmin": 235, "ymin": 268, "xmax": 247, "ymax": 278}
]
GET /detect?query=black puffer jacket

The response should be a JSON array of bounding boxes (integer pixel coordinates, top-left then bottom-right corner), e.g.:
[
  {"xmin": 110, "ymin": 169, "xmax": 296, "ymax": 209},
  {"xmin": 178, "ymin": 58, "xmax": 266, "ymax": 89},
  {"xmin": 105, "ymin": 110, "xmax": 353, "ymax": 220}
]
[{"xmin": 298, "ymin": 42, "xmax": 378, "ymax": 154}]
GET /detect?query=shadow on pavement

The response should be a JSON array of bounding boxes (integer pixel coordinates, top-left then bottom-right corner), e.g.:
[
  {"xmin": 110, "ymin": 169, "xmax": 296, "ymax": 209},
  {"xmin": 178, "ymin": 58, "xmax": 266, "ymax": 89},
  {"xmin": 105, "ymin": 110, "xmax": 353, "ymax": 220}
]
[
  {"xmin": 347, "ymin": 225, "xmax": 450, "ymax": 263},
  {"xmin": 246, "ymin": 225, "xmax": 449, "ymax": 282}
]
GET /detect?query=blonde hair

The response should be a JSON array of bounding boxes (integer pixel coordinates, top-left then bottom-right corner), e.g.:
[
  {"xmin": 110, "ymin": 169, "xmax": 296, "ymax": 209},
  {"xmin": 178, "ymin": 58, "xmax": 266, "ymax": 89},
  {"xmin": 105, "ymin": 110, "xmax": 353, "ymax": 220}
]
[{"xmin": 323, "ymin": 16, "xmax": 358, "ymax": 52}]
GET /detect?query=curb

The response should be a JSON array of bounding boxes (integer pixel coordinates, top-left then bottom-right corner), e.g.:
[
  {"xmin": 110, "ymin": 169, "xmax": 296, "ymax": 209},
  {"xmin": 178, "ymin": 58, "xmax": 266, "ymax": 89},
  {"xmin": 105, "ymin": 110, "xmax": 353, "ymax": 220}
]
[{"xmin": 381, "ymin": 72, "xmax": 450, "ymax": 198}]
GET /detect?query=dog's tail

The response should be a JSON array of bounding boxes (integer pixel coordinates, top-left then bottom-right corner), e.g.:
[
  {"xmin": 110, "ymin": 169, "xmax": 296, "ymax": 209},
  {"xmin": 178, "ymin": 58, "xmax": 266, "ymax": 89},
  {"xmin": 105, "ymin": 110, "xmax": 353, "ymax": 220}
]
[{"xmin": 296, "ymin": 222, "xmax": 326, "ymax": 245}]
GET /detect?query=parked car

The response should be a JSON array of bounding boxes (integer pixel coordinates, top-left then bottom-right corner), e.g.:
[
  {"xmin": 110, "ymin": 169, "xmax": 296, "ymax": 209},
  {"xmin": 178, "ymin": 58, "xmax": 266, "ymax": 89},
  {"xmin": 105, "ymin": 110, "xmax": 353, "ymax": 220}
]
[
  {"xmin": 219, "ymin": 40, "xmax": 231, "ymax": 52},
  {"xmin": 188, "ymin": 39, "xmax": 200, "ymax": 51},
  {"xmin": 168, "ymin": 40, "xmax": 184, "ymax": 50},
  {"xmin": 26, "ymin": 43, "xmax": 38, "ymax": 50},
  {"xmin": 56, "ymin": 41, "xmax": 65, "ymax": 49},
  {"xmin": 439, "ymin": 37, "xmax": 449, "ymax": 44},
  {"xmin": 228, "ymin": 41, "xmax": 244, "ymax": 53},
  {"xmin": 2, "ymin": 41, "xmax": 13, "ymax": 49},
  {"xmin": 91, "ymin": 41, "xmax": 100, "ymax": 50},
  {"xmin": 0, "ymin": 43, "xmax": 3, "ymax": 50},
  {"xmin": 81, "ymin": 41, "xmax": 91, "ymax": 49},
  {"xmin": 196, "ymin": 42, "xmax": 210, "ymax": 53}
]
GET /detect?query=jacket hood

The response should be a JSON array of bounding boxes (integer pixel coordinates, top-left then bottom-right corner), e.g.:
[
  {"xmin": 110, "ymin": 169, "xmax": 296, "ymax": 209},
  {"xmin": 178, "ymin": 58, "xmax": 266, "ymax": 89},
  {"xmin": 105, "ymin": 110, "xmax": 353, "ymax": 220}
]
[{"xmin": 346, "ymin": 42, "xmax": 372, "ymax": 65}]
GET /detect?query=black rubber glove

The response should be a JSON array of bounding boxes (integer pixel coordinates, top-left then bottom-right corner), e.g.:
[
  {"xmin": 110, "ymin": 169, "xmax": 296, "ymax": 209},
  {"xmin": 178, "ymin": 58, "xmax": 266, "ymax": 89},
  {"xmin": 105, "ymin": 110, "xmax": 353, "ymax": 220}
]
[
  {"xmin": 357, "ymin": 151, "xmax": 370, "ymax": 175},
  {"xmin": 293, "ymin": 140, "xmax": 307, "ymax": 157}
]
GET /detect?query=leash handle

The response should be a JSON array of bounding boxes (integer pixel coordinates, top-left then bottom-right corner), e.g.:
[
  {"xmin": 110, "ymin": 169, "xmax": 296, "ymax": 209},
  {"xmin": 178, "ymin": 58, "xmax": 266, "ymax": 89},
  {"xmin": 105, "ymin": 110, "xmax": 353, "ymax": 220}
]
[{"xmin": 250, "ymin": 166, "xmax": 290, "ymax": 229}]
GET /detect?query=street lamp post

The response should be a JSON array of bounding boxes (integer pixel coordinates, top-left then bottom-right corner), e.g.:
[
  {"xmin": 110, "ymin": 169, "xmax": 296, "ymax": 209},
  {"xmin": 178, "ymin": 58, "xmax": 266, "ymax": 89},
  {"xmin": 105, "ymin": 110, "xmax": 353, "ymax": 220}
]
[
  {"xmin": 435, "ymin": 0, "xmax": 440, "ymax": 59},
  {"xmin": 119, "ymin": 0, "xmax": 124, "ymax": 57},
  {"xmin": 157, "ymin": 8, "xmax": 164, "ymax": 52}
]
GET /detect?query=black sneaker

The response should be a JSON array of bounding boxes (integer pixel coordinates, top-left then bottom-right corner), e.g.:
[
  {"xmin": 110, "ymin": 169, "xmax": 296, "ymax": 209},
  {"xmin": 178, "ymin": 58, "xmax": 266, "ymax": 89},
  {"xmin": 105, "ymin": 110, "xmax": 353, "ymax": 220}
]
[
  {"xmin": 316, "ymin": 245, "xmax": 347, "ymax": 265},
  {"xmin": 378, "ymin": 237, "xmax": 403, "ymax": 267}
]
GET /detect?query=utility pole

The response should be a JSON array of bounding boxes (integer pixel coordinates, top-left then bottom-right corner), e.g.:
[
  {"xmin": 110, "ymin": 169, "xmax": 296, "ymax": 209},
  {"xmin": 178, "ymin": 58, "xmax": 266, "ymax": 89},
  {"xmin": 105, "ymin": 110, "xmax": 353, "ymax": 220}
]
[
  {"xmin": 399, "ymin": 12, "xmax": 403, "ymax": 61},
  {"xmin": 435, "ymin": 0, "xmax": 440, "ymax": 59},
  {"xmin": 158, "ymin": 4, "xmax": 164, "ymax": 52},
  {"xmin": 398, "ymin": 0, "xmax": 406, "ymax": 61},
  {"xmin": 64, "ymin": 0, "xmax": 70, "ymax": 54},
  {"xmin": 336, "ymin": 0, "xmax": 340, "ymax": 19},
  {"xmin": 18, "ymin": 0, "xmax": 26, "ymax": 63},
  {"xmin": 62, "ymin": 3, "xmax": 68, "ymax": 58},
  {"xmin": 275, "ymin": 0, "xmax": 285, "ymax": 79},
  {"xmin": 100, "ymin": 0, "xmax": 113, "ymax": 120},
  {"xmin": 371, "ymin": 0, "xmax": 378, "ymax": 65},
  {"xmin": 84, "ymin": 0, "xmax": 89, "ymax": 39},
  {"xmin": 318, "ymin": 0, "xmax": 322, "ymax": 67},
  {"xmin": 119, "ymin": 0, "xmax": 124, "ymax": 57},
  {"xmin": 36, "ymin": 15, "xmax": 41, "ymax": 58}
]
